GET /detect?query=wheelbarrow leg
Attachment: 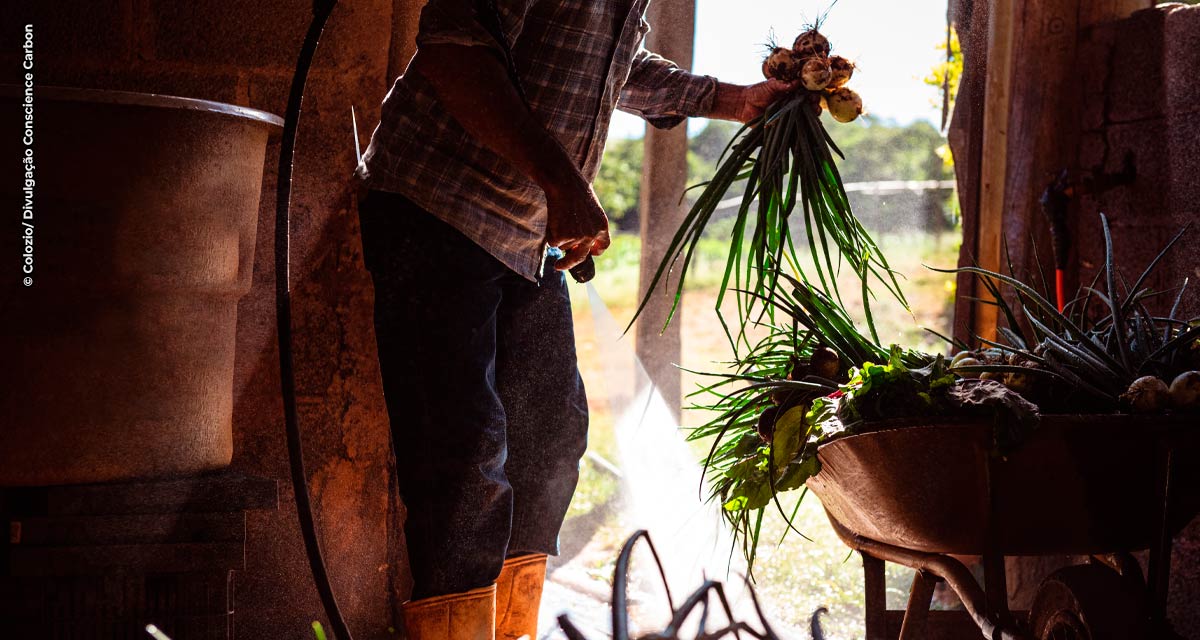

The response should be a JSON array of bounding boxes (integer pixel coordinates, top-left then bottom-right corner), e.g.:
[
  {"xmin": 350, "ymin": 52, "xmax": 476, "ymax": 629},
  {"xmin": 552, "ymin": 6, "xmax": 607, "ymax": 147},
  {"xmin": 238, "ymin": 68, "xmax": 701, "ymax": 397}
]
[
  {"xmin": 862, "ymin": 552, "xmax": 888, "ymax": 640},
  {"xmin": 1148, "ymin": 444, "xmax": 1176, "ymax": 634},
  {"xmin": 983, "ymin": 552, "xmax": 1013, "ymax": 627},
  {"xmin": 899, "ymin": 571, "xmax": 937, "ymax": 640}
]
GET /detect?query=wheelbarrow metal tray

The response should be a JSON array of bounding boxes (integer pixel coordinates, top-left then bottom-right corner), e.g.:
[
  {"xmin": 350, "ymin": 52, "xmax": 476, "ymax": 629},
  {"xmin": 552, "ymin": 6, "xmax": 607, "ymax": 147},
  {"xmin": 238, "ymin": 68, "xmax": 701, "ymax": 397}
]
[{"xmin": 806, "ymin": 414, "xmax": 1200, "ymax": 556}]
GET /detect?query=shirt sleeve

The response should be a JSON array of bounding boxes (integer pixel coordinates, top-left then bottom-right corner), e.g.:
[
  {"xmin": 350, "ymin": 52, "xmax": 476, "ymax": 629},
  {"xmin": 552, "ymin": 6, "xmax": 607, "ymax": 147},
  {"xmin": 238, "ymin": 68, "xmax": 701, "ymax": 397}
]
[
  {"xmin": 416, "ymin": 0, "xmax": 536, "ymax": 63},
  {"xmin": 617, "ymin": 48, "xmax": 718, "ymax": 130}
]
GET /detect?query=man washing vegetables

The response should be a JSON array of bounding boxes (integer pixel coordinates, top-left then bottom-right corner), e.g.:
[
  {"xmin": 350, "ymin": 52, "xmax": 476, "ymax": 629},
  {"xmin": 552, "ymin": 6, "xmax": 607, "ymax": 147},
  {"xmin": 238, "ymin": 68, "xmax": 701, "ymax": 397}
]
[{"xmin": 353, "ymin": 0, "xmax": 795, "ymax": 636}]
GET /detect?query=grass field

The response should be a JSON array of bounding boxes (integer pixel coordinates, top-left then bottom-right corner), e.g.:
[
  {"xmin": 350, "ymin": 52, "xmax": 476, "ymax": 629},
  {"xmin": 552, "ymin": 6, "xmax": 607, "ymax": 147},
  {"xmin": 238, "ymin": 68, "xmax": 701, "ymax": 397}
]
[{"xmin": 561, "ymin": 228, "xmax": 961, "ymax": 635}]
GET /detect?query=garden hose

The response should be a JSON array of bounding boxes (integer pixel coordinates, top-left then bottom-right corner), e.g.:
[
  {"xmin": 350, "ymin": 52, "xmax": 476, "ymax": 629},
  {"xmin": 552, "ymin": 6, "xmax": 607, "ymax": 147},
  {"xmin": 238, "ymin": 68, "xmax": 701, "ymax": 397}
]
[{"xmin": 275, "ymin": 0, "xmax": 354, "ymax": 638}]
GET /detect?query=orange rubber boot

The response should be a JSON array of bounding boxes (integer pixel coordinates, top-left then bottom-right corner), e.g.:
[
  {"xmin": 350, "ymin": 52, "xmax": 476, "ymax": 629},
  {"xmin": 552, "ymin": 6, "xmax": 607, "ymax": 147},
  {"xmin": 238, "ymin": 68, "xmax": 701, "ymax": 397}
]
[
  {"xmin": 401, "ymin": 584, "xmax": 496, "ymax": 640},
  {"xmin": 495, "ymin": 554, "xmax": 548, "ymax": 640}
]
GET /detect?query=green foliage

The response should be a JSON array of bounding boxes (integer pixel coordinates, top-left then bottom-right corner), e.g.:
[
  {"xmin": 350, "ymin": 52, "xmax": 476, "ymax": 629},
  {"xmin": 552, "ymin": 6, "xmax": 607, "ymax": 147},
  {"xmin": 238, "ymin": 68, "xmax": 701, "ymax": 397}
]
[
  {"xmin": 692, "ymin": 120, "xmax": 744, "ymax": 165},
  {"xmin": 595, "ymin": 117, "xmax": 951, "ymax": 234},
  {"xmin": 599, "ymin": 35, "xmax": 965, "ymax": 571},
  {"xmin": 835, "ymin": 347, "xmax": 956, "ymax": 428},
  {"xmin": 684, "ymin": 269, "xmax": 938, "ymax": 570},
  {"xmin": 593, "ymin": 137, "xmax": 644, "ymax": 229},
  {"xmin": 823, "ymin": 117, "xmax": 953, "ymax": 183},
  {"xmin": 630, "ymin": 98, "xmax": 908, "ymax": 350},
  {"xmin": 922, "ymin": 28, "xmax": 962, "ymax": 120}
]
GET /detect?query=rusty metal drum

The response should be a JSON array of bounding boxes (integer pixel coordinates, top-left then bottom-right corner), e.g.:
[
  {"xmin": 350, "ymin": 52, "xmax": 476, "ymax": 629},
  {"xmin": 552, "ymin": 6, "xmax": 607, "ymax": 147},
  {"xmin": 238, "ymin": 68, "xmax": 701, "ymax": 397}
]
[{"xmin": 0, "ymin": 86, "xmax": 281, "ymax": 486}]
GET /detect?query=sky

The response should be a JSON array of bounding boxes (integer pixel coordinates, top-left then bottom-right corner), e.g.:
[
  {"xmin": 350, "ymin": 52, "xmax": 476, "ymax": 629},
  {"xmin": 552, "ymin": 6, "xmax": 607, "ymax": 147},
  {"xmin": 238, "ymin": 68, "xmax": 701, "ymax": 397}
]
[{"xmin": 609, "ymin": 0, "xmax": 951, "ymax": 138}]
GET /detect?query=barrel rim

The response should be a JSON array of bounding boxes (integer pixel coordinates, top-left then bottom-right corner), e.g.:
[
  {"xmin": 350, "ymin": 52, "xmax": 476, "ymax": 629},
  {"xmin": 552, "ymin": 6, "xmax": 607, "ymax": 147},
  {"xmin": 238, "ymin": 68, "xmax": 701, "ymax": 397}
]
[{"xmin": 0, "ymin": 84, "xmax": 284, "ymax": 128}]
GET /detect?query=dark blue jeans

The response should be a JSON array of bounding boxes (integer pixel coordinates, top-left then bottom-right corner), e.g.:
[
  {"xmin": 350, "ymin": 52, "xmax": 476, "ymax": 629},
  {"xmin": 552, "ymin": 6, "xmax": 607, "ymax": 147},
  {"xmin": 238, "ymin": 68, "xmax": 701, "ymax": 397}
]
[{"xmin": 357, "ymin": 189, "xmax": 589, "ymax": 600}]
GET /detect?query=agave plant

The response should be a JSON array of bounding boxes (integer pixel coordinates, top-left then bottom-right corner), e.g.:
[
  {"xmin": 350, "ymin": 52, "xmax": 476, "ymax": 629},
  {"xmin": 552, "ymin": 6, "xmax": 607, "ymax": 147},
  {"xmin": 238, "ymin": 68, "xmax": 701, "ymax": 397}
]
[
  {"xmin": 629, "ymin": 94, "xmax": 905, "ymax": 350},
  {"xmin": 938, "ymin": 214, "xmax": 1199, "ymax": 412}
]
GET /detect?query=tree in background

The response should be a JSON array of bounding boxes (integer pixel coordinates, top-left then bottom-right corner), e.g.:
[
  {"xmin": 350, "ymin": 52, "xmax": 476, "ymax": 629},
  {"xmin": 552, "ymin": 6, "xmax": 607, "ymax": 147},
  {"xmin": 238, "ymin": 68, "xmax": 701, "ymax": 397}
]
[
  {"xmin": 923, "ymin": 27, "xmax": 963, "ymax": 223},
  {"xmin": 824, "ymin": 118, "xmax": 950, "ymax": 184},
  {"xmin": 594, "ymin": 121, "xmax": 737, "ymax": 231},
  {"xmin": 593, "ymin": 137, "xmax": 644, "ymax": 231},
  {"xmin": 596, "ymin": 114, "xmax": 954, "ymax": 234}
]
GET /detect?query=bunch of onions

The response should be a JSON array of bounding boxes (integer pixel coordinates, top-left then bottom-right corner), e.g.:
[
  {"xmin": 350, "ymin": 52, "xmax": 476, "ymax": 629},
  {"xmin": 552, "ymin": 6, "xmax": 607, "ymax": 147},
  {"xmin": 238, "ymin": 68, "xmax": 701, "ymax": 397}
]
[
  {"xmin": 762, "ymin": 29, "xmax": 863, "ymax": 123},
  {"xmin": 632, "ymin": 26, "xmax": 902, "ymax": 348}
]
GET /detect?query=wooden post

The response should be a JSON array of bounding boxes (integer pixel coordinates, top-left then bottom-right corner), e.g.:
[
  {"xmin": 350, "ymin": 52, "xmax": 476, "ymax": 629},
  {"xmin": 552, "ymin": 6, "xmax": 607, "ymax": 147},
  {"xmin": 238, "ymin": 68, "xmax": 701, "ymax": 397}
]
[
  {"xmin": 862, "ymin": 553, "xmax": 888, "ymax": 640},
  {"xmin": 636, "ymin": 0, "xmax": 695, "ymax": 420},
  {"xmin": 969, "ymin": 0, "xmax": 1150, "ymax": 341},
  {"xmin": 947, "ymin": 0, "xmax": 992, "ymax": 346},
  {"xmin": 973, "ymin": 0, "xmax": 1015, "ymax": 342}
]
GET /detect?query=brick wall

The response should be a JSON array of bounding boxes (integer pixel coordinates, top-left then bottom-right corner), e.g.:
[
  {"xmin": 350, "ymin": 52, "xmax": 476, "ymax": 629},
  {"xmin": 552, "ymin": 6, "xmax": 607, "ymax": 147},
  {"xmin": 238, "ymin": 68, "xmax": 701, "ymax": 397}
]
[{"xmin": 2, "ymin": 2, "xmax": 420, "ymax": 637}]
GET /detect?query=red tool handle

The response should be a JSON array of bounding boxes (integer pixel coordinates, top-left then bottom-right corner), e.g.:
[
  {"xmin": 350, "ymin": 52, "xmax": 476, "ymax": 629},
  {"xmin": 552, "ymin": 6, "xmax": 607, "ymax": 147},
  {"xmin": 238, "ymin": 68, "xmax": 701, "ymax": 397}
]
[{"xmin": 1055, "ymin": 268, "xmax": 1066, "ymax": 313}]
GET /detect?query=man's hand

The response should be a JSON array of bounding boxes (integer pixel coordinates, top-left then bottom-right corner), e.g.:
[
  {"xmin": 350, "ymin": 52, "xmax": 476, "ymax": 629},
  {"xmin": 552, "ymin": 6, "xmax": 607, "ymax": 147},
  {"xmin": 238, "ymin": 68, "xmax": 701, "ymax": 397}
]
[
  {"xmin": 709, "ymin": 79, "xmax": 801, "ymax": 123},
  {"xmin": 543, "ymin": 171, "xmax": 612, "ymax": 271}
]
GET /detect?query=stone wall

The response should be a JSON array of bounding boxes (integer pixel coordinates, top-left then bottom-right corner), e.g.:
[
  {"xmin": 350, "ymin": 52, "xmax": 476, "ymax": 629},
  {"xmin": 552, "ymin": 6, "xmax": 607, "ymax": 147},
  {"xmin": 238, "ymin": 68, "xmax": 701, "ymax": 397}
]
[
  {"xmin": 1, "ymin": 2, "xmax": 422, "ymax": 637},
  {"xmin": 1075, "ymin": 3, "xmax": 1200, "ymax": 317},
  {"xmin": 1076, "ymin": 5, "xmax": 1200, "ymax": 633}
]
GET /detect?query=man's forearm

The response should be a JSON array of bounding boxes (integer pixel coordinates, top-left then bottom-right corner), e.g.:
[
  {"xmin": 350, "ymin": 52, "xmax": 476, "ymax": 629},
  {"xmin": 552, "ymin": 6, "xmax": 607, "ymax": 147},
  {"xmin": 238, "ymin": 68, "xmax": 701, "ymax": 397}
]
[
  {"xmin": 706, "ymin": 79, "xmax": 799, "ymax": 124},
  {"xmin": 707, "ymin": 82, "xmax": 748, "ymax": 122},
  {"xmin": 409, "ymin": 43, "xmax": 581, "ymax": 194}
]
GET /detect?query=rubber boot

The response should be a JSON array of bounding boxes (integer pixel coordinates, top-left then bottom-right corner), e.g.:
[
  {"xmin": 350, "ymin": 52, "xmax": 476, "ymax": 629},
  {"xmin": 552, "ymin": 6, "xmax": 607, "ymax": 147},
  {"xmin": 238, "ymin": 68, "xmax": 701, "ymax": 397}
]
[
  {"xmin": 401, "ymin": 584, "xmax": 496, "ymax": 640},
  {"xmin": 495, "ymin": 554, "xmax": 548, "ymax": 640}
]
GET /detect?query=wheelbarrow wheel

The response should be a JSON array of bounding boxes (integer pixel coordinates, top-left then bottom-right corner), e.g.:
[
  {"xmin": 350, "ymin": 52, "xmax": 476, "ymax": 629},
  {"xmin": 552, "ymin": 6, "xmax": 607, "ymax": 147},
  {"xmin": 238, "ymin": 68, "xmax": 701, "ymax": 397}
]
[{"xmin": 1029, "ymin": 564, "xmax": 1146, "ymax": 640}]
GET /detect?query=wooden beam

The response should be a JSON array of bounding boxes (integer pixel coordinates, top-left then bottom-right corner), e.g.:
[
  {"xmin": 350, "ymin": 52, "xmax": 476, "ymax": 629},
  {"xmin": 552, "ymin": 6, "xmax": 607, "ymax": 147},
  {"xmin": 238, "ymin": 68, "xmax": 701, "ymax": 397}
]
[
  {"xmin": 948, "ymin": 0, "xmax": 993, "ymax": 346},
  {"xmin": 636, "ymin": 0, "xmax": 696, "ymax": 420},
  {"xmin": 974, "ymin": 0, "xmax": 1016, "ymax": 342}
]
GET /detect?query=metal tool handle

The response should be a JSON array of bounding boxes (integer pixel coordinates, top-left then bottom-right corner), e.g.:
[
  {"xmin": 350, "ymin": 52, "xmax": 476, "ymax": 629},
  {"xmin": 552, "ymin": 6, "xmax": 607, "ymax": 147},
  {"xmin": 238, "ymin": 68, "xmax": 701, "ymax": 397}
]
[{"xmin": 569, "ymin": 255, "xmax": 596, "ymax": 283}]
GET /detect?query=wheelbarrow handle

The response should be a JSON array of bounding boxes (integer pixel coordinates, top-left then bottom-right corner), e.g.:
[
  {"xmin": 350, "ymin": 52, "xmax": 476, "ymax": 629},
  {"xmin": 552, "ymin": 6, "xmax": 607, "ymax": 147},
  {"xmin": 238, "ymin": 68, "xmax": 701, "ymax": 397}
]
[{"xmin": 825, "ymin": 513, "xmax": 1030, "ymax": 640}]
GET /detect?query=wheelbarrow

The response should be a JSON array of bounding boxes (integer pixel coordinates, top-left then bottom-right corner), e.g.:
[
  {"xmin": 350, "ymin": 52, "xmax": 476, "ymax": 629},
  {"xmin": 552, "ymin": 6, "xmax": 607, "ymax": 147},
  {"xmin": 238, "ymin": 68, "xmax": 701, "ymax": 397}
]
[{"xmin": 805, "ymin": 414, "xmax": 1200, "ymax": 639}]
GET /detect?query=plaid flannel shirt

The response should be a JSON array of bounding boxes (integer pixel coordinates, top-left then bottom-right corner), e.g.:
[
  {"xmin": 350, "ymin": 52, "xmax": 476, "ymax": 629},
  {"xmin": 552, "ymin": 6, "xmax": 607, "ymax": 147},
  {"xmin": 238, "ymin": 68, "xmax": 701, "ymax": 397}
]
[{"xmin": 355, "ymin": 0, "xmax": 718, "ymax": 281}]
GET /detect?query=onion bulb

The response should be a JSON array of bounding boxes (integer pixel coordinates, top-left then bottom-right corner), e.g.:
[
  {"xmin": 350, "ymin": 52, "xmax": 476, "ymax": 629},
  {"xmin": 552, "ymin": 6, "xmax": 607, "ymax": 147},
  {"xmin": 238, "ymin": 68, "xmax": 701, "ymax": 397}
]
[
  {"xmin": 950, "ymin": 351, "xmax": 976, "ymax": 367},
  {"xmin": 756, "ymin": 405, "xmax": 779, "ymax": 442},
  {"xmin": 828, "ymin": 55, "xmax": 855, "ymax": 88},
  {"xmin": 1169, "ymin": 371, "xmax": 1200, "ymax": 409},
  {"xmin": 1003, "ymin": 372, "xmax": 1035, "ymax": 396},
  {"xmin": 763, "ymin": 47, "xmax": 801, "ymax": 81},
  {"xmin": 1122, "ymin": 376, "xmax": 1170, "ymax": 412},
  {"xmin": 799, "ymin": 56, "xmax": 833, "ymax": 91},
  {"xmin": 793, "ymin": 29, "xmax": 831, "ymax": 58},
  {"xmin": 826, "ymin": 87, "xmax": 863, "ymax": 123},
  {"xmin": 810, "ymin": 346, "xmax": 841, "ymax": 381},
  {"xmin": 951, "ymin": 357, "xmax": 982, "ymax": 378}
]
